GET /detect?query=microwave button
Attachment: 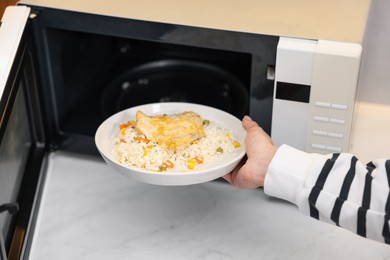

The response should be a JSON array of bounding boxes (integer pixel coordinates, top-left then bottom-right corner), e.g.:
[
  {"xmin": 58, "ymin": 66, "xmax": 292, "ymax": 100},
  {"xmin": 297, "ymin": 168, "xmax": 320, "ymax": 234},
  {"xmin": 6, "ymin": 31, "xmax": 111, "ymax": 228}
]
[
  {"xmin": 326, "ymin": 146, "xmax": 342, "ymax": 152},
  {"xmin": 314, "ymin": 116, "xmax": 329, "ymax": 122},
  {"xmin": 313, "ymin": 129, "xmax": 328, "ymax": 136},
  {"xmin": 330, "ymin": 118, "xmax": 346, "ymax": 124},
  {"xmin": 328, "ymin": 132, "xmax": 344, "ymax": 138},
  {"xmin": 311, "ymin": 143, "xmax": 327, "ymax": 150},
  {"xmin": 331, "ymin": 103, "xmax": 348, "ymax": 110},
  {"xmin": 315, "ymin": 101, "xmax": 331, "ymax": 108}
]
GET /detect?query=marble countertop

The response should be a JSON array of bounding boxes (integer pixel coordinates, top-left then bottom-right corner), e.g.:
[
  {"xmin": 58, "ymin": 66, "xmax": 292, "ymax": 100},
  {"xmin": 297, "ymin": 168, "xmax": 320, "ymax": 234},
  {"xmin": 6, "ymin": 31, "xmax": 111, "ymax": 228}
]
[{"xmin": 28, "ymin": 151, "xmax": 390, "ymax": 260}]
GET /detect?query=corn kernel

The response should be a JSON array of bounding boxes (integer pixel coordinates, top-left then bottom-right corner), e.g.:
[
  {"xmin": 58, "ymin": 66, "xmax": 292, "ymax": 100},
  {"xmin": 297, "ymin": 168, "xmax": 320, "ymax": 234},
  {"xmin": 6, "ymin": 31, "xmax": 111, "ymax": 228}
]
[
  {"xmin": 233, "ymin": 141, "xmax": 241, "ymax": 148},
  {"xmin": 187, "ymin": 159, "xmax": 196, "ymax": 169}
]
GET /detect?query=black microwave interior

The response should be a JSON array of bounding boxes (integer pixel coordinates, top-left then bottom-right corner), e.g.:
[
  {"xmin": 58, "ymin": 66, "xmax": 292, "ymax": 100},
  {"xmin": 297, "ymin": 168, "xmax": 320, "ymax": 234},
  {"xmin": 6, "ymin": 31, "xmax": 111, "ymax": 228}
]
[
  {"xmin": 46, "ymin": 29, "xmax": 252, "ymax": 133},
  {"xmin": 30, "ymin": 7, "xmax": 278, "ymax": 154}
]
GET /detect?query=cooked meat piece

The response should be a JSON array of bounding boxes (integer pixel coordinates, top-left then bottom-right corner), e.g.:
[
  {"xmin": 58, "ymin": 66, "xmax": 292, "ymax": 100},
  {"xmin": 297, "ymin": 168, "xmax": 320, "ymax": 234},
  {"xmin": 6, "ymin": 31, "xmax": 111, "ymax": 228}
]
[{"xmin": 135, "ymin": 110, "xmax": 206, "ymax": 149}]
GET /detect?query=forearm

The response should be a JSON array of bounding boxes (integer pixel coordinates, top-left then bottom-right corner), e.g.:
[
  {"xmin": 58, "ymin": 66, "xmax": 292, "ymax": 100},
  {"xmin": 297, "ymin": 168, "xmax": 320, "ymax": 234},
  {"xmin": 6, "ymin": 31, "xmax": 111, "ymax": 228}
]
[{"xmin": 264, "ymin": 144, "xmax": 390, "ymax": 244}]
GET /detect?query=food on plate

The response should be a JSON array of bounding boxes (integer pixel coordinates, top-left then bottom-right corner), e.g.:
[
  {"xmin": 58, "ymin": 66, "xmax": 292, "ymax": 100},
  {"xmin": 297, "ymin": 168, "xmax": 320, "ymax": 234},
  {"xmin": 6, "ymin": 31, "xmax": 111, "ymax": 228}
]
[
  {"xmin": 112, "ymin": 110, "xmax": 241, "ymax": 172},
  {"xmin": 135, "ymin": 111, "xmax": 205, "ymax": 149}
]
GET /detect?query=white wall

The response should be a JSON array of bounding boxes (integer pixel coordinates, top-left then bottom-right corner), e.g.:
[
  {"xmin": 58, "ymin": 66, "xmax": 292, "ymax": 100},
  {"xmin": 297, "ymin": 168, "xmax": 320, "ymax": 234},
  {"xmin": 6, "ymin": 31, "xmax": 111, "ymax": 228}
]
[
  {"xmin": 358, "ymin": 0, "xmax": 390, "ymax": 104},
  {"xmin": 349, "ymin": 0, "xmax": 390, "ymax": 162}
]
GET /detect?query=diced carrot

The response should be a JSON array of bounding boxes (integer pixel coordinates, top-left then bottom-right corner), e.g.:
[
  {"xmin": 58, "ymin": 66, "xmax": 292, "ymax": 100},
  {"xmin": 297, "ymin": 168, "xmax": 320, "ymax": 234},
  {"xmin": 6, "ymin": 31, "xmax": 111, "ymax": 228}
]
[
  {"xmin": 194, "ymin": 156, "xmax": 204, "ymax": 164},
  {"xmin": 119, "ymin": 120, "xmax": 135, "ymax": 129},
  {"xmin": 134, "ymin": 135, "xmax": 149, "ymax": 143},
  {"xmin": 163, "ymin": 159, "xmax": 174, "ymax": 169}
]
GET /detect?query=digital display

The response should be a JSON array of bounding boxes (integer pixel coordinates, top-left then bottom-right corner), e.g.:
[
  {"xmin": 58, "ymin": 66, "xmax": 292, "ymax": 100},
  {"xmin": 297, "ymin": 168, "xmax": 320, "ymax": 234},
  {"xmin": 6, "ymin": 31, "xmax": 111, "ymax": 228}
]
[{"xmin": 275, "ymin": 82, "xmax": 311, "ymax": 103}]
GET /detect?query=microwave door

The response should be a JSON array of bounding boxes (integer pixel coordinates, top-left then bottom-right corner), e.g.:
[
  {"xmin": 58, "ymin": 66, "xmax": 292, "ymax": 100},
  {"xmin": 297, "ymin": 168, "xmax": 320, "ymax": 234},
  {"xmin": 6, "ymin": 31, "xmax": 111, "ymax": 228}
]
[
  {"xmin": 0, "ymin": 6, "xmax": 30, "ymax": 97},
  {"xmin": 0, "ymin": 6, "xmax": 46, "ymax": 260}
]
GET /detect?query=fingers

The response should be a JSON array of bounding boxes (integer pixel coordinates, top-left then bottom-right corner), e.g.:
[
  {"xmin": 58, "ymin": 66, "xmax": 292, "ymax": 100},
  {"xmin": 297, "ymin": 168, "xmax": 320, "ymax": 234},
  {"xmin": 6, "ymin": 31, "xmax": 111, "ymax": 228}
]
[
  {"xmin": 222, "ymin": 158, "xmax": 245, "ymax": 186},
  {"xmin": 230, "ymin": 163, "xmax": 252, "ymax": 188},
  {"xmin": 243, "ymin": 115, "xmax": 273, "ymax": 144},
  {"xmin": 224, "ymin": 163, "xmax": 262, "ymax": 189},
  {"xmin": 222, "ymin": 172, "xmax": 233, "ymax": 184},
  {"xmin": 242, "ymin": 116, "xmax": 265, "ymax": 134},
  {"xmin": 242, "ymin": 115, "xmax": 258, "ymax": 129},
  {"xmin": 223, "ymin": 115, "xmax": 274, "ymax": 189}
]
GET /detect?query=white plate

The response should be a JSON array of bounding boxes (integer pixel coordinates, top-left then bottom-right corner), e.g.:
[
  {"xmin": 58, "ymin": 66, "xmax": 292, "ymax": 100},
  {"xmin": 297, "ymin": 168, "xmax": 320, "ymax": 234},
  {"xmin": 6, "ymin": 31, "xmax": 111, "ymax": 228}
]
[{"xmin": 95, "ymin": 102, "xmax": 246, "ymax": 186}]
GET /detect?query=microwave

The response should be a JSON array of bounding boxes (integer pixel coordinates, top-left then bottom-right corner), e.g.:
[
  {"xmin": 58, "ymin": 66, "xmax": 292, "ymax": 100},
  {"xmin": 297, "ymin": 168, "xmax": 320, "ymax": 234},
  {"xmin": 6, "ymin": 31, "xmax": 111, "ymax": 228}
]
[{"xmin": 0, "ymin": 0, "xmax": 371, "ymax": 258}]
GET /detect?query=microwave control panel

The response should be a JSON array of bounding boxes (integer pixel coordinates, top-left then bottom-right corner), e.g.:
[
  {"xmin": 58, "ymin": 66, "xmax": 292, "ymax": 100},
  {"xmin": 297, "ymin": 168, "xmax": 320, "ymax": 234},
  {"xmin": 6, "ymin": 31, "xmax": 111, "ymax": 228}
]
[{"xmin": 271, "ymin": 37, "xmax": 362, "ymax": 153}]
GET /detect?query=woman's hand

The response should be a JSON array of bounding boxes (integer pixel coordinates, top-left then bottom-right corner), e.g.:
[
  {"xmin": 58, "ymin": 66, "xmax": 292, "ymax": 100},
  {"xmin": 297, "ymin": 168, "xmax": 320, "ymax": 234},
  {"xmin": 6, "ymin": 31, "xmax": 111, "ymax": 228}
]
[{"xmin": 223, "ymin": 116, "xmax": 278, "ymax": 189}]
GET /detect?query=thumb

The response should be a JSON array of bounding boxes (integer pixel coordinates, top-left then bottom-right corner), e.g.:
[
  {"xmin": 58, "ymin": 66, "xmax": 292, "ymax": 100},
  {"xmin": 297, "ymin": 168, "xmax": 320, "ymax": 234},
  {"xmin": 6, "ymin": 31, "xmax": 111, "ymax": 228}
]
[{"xmin": 242, "ymin": 115, "xmax": 260, "ymax": 130}]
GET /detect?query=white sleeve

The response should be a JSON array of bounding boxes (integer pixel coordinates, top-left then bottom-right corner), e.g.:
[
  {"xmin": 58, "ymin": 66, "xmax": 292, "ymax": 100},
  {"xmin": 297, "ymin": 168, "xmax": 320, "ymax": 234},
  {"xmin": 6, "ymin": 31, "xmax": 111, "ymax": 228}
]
[{"xmin": 264, "ymin": 144, "xmax": 390, "ymax": 244}]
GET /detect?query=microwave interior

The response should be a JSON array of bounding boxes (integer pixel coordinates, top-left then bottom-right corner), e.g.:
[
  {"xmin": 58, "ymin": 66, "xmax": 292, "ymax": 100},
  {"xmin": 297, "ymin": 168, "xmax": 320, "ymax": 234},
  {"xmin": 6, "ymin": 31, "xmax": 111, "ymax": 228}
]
[
  {"xmin": 48, "ymin": 30, "xmax": 253, "ymax": 137},
  {"xmin": 28, "ymin": 7, "xmax": 278, "ymax": 154}
]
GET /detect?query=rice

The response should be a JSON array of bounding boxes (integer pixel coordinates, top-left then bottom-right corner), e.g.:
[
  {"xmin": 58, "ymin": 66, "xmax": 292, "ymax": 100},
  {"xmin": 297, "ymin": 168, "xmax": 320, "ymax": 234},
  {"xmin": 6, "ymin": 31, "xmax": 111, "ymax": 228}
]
[{"xmin": 111, "ymin": 117, "xmax": 240, "ymax": 172}]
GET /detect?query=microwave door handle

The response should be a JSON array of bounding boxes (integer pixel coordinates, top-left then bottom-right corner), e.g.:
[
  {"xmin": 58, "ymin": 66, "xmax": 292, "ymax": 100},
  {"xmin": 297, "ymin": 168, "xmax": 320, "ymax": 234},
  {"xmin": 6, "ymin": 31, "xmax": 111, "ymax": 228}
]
[
  {"xmin": 0, "ymin": 203, "xmax": 19, "ymax": 260},
  {"xmin": 0, "ymin": 203, "xmax": 19, "ymax": 215}
]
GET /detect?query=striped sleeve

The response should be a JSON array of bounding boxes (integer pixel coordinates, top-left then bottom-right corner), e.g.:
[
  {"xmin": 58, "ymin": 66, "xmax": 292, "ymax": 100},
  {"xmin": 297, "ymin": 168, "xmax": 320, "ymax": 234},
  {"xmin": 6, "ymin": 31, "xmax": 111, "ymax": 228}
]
[{"xmin": 264, "ymin": 144, "xmax": 390, "ymax": 244}]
